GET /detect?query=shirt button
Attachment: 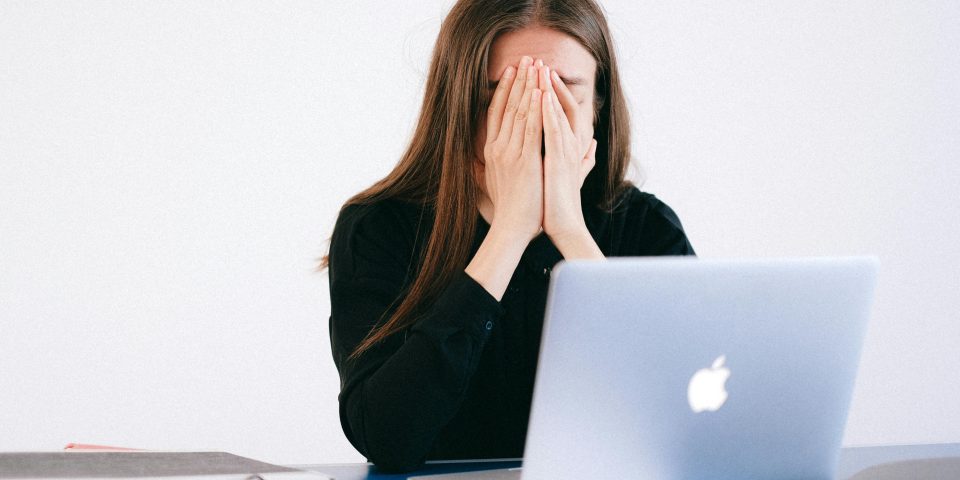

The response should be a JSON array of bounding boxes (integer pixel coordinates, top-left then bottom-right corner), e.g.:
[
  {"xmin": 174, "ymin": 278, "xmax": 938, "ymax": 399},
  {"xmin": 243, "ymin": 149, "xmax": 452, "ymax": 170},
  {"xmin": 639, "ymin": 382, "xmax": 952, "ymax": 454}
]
[
  {"xmin": 485, "ymin": 320, "xmax": 494, "ymax": 330},
  {"xmin": 542, "ymin": 267, "xmax": 550, "ymax": 276}
]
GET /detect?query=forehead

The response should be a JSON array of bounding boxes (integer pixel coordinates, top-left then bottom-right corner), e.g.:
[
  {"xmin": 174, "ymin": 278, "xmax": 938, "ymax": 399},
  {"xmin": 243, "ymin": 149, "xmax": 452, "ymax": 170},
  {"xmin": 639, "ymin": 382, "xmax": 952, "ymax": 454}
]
[{"xmin": 488, "ymin": 25, "xmax": 597, "ymax": 87}]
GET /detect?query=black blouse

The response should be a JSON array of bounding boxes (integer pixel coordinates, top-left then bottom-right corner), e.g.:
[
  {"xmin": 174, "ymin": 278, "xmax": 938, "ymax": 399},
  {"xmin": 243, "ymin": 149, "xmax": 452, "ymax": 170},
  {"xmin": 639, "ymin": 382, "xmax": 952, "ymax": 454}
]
[{"xmin": 327, "ymin": 185, "xmax": 696, "ymax": 473}]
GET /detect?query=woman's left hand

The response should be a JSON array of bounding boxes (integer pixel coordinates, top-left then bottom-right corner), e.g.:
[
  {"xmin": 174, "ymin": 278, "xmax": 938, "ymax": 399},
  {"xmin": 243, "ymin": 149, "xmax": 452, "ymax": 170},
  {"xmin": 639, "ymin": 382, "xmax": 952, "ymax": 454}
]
[{"xmin": 538, "ymin": 64, "xmax": 598, "ymax": 241}]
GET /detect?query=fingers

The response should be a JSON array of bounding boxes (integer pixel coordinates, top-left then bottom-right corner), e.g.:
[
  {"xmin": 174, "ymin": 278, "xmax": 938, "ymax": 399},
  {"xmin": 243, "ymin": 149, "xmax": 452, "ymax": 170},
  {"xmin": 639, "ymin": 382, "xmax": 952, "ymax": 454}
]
[
  {"xmin": 520, "ymin": 89, "xmax": 543, "ymax": 160},
  {"xmin": 550, "ymin": 70, "xmax": 579, "ymax": 133},
  {"xmin": 542, "ymin": 91, "xmax": 564, "ymax": 159},
  {"xmin": 549, "ymin": 88, "xmax": 579, "ymax": 155},
  {"xmin": 524, "ymin": 62, "xmax": 538, "ymax": 90},
  {"xmin": 505, "ymin": 63, "xmax": 540, "ymax": 155},
  {"xmin": 497, "ymin": 56, "xmax": 534, "ymax": 144},
  {"xmin": 485, "ymin": 65, "xmax": 516, "ymax": 144},
  {"xmin": 534, "ymin": 59, "xmax": 545, "ymax": 91},
  {"xmin": 544, "ymin": 88, "xmax": 576, "ymax": 158},
  {"xmin": 539, "ymin": 64, "xmax": 554, "ymax": 102}
]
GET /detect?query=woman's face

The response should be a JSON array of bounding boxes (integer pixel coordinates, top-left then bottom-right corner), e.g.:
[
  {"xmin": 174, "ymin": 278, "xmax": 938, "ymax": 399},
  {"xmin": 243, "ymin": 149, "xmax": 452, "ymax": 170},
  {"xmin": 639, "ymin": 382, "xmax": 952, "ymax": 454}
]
[{"xmin": 473, "ymin": 25, "xmax": 599, "ymax": 192}]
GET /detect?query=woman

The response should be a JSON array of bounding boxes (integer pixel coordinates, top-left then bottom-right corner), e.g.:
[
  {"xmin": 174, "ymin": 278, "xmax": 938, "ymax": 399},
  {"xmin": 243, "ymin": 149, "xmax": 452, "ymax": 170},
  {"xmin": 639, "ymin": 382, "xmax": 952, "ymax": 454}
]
[{"xmin": 317, "ymin": 0, "xmax": 695, "ymax": 473}]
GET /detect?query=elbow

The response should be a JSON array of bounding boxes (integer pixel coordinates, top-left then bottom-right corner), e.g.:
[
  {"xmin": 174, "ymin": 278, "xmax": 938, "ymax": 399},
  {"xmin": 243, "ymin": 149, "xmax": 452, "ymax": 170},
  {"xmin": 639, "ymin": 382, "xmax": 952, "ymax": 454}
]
[
  {"xmin": 340, "ymin": 391, "xmax": 429, "ymax": 473},
  {"xmin": 363, "ymin": 419, "xmax": 430, "ymax": 473}
]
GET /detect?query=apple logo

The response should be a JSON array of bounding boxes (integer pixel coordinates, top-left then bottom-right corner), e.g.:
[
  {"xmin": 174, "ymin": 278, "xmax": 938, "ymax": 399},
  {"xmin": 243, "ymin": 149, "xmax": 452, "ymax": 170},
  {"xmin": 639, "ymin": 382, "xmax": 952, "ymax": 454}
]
[{"xmin": 687, "ymin": 355, "xmax": 731, "ymax": 413}]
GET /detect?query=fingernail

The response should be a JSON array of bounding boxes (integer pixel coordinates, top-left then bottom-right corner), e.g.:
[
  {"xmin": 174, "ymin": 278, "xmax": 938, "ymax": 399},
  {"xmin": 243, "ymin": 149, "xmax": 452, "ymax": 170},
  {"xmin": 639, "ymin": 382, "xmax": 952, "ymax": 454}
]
[
  {"xmin": 535, "ymin": 58, "xmax": 543, "ymax": 67},
  {"xmin": 521, "ymin": 56, "xmax": 532, "ymax": 67},
  {"xmin": 503, "ymin": 66, "xmax": 515, "ymax": 78},
  {"xmin": 552, "ymin": 70, "xmax": 560, "ymax": 82}
]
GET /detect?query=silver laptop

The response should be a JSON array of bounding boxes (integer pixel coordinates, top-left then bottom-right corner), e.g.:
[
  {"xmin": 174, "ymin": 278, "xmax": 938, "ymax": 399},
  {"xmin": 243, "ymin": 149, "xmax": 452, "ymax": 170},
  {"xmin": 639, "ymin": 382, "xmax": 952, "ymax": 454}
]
[{"xmin": 412, "ymin": 256, "xmax": 879, "ymax": 480}]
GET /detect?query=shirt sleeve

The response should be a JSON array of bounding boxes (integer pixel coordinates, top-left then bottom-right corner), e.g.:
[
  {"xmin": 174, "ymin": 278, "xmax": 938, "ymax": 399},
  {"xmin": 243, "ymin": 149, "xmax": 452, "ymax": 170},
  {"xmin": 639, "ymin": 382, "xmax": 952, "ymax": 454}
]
[
  {"xmin": 327, "ymin": 202, "xmax": 505, "ymax": 473},
  {"xmin": 631, "ymin": 191, "xmax": 697, "ymax": 256}
]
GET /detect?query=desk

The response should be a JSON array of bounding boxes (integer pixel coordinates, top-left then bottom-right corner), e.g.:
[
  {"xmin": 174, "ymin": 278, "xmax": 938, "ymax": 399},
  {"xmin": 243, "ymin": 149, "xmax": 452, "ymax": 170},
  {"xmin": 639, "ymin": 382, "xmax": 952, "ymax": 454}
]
[{"xmin": 289, "ymin": 443, "xmax": 960, "ymax": 479}]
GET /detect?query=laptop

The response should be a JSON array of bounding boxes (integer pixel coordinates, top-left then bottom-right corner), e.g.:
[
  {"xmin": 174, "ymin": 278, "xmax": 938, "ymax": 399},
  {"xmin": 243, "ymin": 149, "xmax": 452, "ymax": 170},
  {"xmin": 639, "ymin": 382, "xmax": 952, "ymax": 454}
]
[{"xmin": 411, "ymin": 256, "xmax": 879, "ymax": 480}]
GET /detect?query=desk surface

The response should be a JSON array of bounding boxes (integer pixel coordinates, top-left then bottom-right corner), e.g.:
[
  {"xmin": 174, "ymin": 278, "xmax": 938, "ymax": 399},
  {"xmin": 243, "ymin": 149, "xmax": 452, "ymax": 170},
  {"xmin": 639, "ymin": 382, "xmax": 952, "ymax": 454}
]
[{"xmin": 289, "ymin": 443, "xmax": 960, "ymax": 480}]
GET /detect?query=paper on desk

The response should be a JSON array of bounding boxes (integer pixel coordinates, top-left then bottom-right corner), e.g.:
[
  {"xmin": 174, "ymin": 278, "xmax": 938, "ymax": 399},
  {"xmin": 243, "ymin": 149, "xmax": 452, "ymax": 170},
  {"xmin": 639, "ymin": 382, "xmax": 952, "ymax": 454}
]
[
  {"xmin": 48, "ymin": 475, "xmax": 332, "ymax": 480},
  {"xmin": 0, "ymin": 451, "xmax": 331, "ymax": 479},
  {"xmin": 39, "ymin": 475, "xmax": 331, "ymax": 480}
]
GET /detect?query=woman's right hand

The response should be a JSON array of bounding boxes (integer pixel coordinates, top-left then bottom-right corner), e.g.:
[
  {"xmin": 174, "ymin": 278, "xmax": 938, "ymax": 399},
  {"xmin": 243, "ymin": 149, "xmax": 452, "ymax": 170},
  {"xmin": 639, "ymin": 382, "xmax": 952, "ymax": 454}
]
[{"xmin": 482, "ymin": 55, "xmax": 544, "ymax": 244}]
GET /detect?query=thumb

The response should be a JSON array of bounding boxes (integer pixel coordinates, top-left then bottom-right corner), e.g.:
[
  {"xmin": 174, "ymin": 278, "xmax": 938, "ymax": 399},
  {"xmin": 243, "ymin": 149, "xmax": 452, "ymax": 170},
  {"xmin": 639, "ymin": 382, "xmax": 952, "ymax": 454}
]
[
  {"xmin": 583, "ymin": 138, "xmax": 597, "ymax": 165},
  {"xmin": 580, "ymin": 139, "xmax": 597, "ymax": 184}
]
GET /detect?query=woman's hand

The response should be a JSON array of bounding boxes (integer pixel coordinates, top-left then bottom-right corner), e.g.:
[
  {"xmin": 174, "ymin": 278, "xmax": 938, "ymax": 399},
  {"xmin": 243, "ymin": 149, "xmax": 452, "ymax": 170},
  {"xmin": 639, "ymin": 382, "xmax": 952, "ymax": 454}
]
[
  {"xmin": 481, "ymin": 55, "xmax": 544, "ymax": 244},
  {"xmin": 538, "ymin": 64, "xmax": 598, "ymax": 241}
]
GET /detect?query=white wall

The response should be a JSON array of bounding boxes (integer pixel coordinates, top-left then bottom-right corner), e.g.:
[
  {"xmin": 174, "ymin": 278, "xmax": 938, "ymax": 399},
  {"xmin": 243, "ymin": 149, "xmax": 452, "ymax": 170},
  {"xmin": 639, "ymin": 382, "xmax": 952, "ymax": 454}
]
[{"xmin": 1, "ymin": 0, "xmax": 957, "ymax": 466}]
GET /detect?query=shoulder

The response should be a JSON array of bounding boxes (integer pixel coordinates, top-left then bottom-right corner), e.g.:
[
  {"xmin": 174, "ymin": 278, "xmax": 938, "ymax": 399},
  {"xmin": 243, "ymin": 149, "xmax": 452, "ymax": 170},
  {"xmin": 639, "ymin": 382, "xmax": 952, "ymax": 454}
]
[
  {"xmin": 330, "ymin": 197, "xmax": 428, "ymax": 281},
  {"xmin": 621, "ymin": 187, "xmax": 687, "ymax": 231},
  {"xmin": 334, "ymin": 197, "xmax": 419, "ymax": 235},
  {"xmin": 614, "ymin": 186, "xmax": 696, "ymax": 256}
]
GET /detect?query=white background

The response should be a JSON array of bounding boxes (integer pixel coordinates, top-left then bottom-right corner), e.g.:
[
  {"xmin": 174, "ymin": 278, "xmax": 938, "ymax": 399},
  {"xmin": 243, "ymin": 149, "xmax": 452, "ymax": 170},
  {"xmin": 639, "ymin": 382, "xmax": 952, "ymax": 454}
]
[{"xmin": 1, "ymin": 0, "xmax": 957, "ymax": 466}]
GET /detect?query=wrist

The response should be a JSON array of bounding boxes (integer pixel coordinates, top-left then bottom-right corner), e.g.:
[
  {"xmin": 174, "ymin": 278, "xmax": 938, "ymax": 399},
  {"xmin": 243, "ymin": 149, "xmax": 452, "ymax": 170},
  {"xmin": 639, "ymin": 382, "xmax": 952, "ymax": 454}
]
[
  {"xmin": 547, "ymin": 222, "xmax": 590, "ymax": 246},
  {"xmin": 488, "ymin": 220, "xmax": 537, "ymax": 248},
  {"xmin": 548, "ymin": 224, "xmax": 604, "ymax": 260}
]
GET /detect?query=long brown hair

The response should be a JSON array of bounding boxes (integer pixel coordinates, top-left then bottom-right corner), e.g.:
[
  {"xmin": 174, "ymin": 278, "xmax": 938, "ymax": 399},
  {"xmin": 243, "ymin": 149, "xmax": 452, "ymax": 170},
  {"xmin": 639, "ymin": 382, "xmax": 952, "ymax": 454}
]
[{"xmin": 316, "ymin": 0, "xmax": 635, "ymax": 360}]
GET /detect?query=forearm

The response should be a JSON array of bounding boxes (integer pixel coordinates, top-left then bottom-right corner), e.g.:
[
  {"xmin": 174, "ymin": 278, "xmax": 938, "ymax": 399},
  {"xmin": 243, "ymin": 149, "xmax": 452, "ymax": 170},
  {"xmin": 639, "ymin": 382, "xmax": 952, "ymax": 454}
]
[
  {"xmin": 465, "ymin": 224, "xmax": 529, "ymax": 301},
  {"xmin": 338, "ymin": 270, "xmax": 500, "ymax": 472},
  {"xmin": 549, "ymin": 225, "xmax": 605, "ymax": 260}
]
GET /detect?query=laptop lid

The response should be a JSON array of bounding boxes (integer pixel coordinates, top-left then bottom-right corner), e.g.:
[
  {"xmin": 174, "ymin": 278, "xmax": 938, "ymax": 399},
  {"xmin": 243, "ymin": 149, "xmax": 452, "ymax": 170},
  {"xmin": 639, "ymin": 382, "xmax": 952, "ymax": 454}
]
[{"xmin": 520, "ymin": 256, "xmax": 878, "ymax": 480}]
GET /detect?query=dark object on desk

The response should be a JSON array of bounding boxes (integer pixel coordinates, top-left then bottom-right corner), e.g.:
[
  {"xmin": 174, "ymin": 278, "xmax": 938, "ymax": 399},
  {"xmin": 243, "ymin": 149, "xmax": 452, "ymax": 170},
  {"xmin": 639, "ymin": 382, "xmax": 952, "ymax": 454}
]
[
  {"xmin": 848, "ymin": 457, "xmax": 960, "ymax": 480},
  {"xmin": 408, "ymin": 467, "xmax": 521, "ymax": 479},
  {"xmin": 0, "ymin": 451, "xmax": 303, "ymax": 478},
  {"xmin": 296, "ymin": 459, "xmax": 523, "ymax": 480}
]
